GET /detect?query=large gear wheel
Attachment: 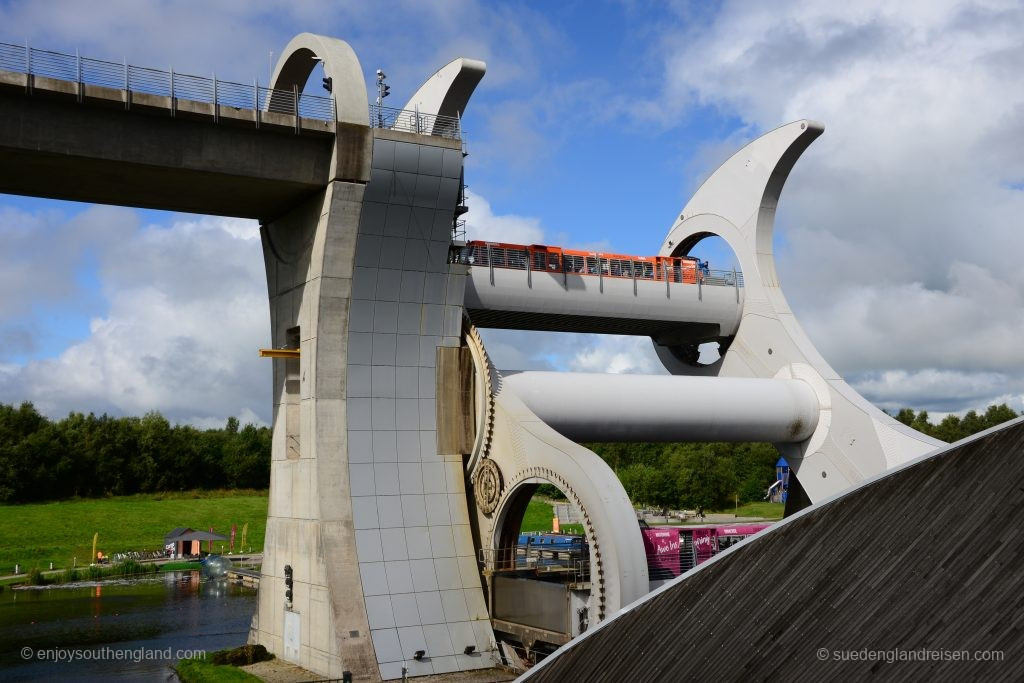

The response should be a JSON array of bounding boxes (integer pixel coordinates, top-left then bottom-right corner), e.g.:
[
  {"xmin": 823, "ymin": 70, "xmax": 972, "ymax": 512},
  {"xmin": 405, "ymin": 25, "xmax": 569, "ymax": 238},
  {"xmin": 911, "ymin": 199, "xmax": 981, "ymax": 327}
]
[{"xmin": 463, "ymin": 318, "xmax": 497, "ymax": 478}]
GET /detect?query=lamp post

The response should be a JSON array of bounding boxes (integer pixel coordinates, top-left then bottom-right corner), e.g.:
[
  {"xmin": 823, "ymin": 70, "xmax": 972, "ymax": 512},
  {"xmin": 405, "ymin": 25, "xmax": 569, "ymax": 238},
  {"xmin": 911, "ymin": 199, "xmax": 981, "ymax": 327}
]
[{"xmin": 375, "ymin": 69, "xmax": 390, "ymax": 127}]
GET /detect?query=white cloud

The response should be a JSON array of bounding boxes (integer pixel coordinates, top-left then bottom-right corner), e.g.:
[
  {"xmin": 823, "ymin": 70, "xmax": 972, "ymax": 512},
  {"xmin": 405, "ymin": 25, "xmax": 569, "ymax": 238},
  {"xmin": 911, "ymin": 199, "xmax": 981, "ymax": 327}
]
[
  {"xmin": 568, "ymin": 336, "xmax": 666, "ymax": 375},
  {"xmin": 650, "ymin": 0, "xmax": 1024, "ymax": 413},
  {"xmin": 463, "ymin": 190, "xmax": 545, "ymax": 244},
  {"xmin": 0, "ymin": 213, "xmax": 270, "ymax": 426},
  {"xmin": 849, "ymin": 368, "xmax": 1023, "ymax": 415}
]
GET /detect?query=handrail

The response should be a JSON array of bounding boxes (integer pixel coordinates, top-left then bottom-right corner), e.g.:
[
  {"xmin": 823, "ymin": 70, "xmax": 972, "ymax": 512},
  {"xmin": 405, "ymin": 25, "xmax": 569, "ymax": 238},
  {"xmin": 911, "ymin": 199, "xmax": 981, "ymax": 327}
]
[
  {"xmin": 0, "ymin": 40, "xmax": 336, "ymax": 122},
  {"xmin": 369, "ymin": 103, "xmax": 462, "ymax": 140}
]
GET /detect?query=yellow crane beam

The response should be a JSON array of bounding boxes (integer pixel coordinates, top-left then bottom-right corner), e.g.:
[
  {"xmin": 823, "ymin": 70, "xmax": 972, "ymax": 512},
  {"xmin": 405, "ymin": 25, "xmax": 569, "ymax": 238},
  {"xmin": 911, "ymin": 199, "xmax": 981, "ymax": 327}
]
[{"xmin": 258, "ymin": 348, "xmax": 300, "ymax": 359}]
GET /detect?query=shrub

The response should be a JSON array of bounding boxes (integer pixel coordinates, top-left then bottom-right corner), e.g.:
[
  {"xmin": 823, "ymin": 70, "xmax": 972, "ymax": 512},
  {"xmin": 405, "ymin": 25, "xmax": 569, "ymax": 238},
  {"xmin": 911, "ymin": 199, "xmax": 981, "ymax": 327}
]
[
  {"xmin": 211, "ymin": 644, "xmax": 273, "ymax": 666},
  {"xmin": 28, "ymin": 566, "xmax": 47, "ymax": 585}
]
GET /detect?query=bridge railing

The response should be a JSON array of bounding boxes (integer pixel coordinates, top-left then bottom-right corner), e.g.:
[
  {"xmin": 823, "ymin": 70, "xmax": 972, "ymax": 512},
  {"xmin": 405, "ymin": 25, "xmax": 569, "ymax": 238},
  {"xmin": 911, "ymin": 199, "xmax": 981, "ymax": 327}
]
[
  {"xmin": 369, "ymin": 103, "xmax": 462, "ymax": 140},
  {"xmin": 0, "ymin": 41, "xmax": 336, "ymax": 122}
]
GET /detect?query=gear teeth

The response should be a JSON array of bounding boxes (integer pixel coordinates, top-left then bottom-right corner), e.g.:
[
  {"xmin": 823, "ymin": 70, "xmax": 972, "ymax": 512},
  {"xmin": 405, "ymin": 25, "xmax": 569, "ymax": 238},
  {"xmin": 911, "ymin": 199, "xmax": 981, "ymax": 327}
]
[{"xmin": 464, "ymin": 320, "xmax": 496, "ymax": 474}]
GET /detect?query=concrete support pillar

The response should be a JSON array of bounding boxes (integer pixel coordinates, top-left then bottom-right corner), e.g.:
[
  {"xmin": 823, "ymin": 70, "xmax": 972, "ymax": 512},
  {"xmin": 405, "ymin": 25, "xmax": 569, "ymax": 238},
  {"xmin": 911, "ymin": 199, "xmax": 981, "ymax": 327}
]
[{"xmin": 254, "ymin": 180, "xmax": 378, "ymax": 679}]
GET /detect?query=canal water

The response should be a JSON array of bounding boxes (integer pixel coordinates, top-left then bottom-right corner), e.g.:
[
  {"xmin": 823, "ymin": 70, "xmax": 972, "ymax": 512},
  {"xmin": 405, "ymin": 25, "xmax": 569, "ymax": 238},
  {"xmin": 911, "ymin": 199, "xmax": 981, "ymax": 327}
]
[{"xmin": 0, "ymin": 572, "xmax": 257, "ymax": 681}]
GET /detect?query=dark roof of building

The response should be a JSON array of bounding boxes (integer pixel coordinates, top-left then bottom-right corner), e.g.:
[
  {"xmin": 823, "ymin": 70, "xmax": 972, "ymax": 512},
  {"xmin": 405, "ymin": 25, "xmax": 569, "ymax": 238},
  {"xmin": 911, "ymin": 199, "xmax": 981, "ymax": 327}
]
[
  {"xmin": 164, "ymin": 527, "xmax": 193, "ymax": 543},
  {"xmin": 170, "ymin": 530, "xmax": 229, "ymax": 543},
  {"xmin": 525, "ymin": 417, "xmax": 1024, "ymax": 682}
]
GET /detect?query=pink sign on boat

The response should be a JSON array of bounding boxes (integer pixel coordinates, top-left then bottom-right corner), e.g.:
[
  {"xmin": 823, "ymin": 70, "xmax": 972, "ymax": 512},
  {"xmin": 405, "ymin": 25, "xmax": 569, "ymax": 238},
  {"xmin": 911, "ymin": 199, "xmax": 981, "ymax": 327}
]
[
  {"xmin": 641, "ymin": 528, "xmax": 681, "ymax": 578},
  {"xmin": 692, "ymin": 527, "xmax": 718, "ymax": 565}
]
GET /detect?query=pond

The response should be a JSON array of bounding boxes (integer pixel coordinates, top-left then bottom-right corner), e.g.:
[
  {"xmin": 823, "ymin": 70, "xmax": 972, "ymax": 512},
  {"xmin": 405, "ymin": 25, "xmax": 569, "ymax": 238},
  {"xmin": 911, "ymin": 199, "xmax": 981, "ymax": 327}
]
[{"xmin": 0, "ymin": 572, "xmax": 257, "ymax": 681}]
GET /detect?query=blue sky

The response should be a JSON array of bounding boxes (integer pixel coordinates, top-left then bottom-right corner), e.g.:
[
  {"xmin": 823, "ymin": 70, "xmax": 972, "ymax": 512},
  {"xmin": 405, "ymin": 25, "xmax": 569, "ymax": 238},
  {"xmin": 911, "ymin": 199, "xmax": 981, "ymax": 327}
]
[{"xmin": 1, "ymin": 0, "xmax": 1023, "ymax": 425}]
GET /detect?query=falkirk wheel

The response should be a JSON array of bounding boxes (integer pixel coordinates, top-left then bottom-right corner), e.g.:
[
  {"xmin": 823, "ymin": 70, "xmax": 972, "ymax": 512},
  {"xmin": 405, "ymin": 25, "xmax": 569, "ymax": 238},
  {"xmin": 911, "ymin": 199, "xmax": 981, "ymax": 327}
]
[{"xmin": 251, "ymin": 33, "xmax": 942, "ymax": 680}]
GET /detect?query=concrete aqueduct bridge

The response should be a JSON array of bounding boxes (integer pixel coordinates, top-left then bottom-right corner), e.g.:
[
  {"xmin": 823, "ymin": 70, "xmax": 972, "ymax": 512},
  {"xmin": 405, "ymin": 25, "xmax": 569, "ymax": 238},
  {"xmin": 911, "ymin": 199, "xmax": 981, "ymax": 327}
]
[{"xmin": 0, "ymin": 33, "xmax": 949, "ymax": 680}]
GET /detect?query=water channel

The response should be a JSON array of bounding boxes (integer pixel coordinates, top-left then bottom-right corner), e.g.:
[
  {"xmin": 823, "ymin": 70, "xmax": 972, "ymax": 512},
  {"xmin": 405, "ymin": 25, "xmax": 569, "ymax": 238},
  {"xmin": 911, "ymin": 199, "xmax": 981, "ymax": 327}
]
[{"xmin": 0, "ymin": 572, "xmax": 257, "ymax": 681}]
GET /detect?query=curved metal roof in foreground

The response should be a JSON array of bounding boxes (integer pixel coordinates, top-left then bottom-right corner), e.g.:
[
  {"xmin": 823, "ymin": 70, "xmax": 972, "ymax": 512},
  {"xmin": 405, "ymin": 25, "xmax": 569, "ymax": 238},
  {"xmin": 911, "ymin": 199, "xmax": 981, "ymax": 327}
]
[{"xmin": 522, "ymin": 417, "xmax": 1024, "ymax": 682}]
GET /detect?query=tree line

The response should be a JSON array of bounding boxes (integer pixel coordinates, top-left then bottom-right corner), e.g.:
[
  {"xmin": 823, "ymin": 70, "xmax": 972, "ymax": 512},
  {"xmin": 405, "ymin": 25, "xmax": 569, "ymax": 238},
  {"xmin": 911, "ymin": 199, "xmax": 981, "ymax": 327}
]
[
  {"xmin": 1, "ymin": 400, "xmax": 1017, "ymax": 506},
  {"xmin": 584, "ymin": 441, "xmax": 780, "ymax": 512},
  {"xmin": 890, "ymin": 404, "xmax": 1018, "ymax": 443},
  {"xmin": 0, "ymin": 402, "xmax": 270, "ymax": 503}
]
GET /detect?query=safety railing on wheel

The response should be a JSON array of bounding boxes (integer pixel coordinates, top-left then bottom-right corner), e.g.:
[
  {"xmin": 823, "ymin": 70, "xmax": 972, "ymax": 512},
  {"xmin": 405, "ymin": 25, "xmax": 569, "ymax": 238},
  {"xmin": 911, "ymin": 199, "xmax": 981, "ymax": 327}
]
[
  {"xmin": 369, "ymin": 103, "xmax": 462, "ymax": 140},
  {"xmin": 0, "ymin": 40, "xmax": 336, "ymax": 122}
]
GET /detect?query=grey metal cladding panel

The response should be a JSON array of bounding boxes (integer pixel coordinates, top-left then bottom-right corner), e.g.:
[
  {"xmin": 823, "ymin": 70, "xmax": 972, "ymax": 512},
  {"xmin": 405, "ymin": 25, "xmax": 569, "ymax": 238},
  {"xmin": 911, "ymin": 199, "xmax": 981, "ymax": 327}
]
[
  {"xmin": 373, "ymin": 301, "xmax": 399, "ymax": 334},
  {"xmin": 373, "ymin": 431, "xmax": 398, "ymax": 462},
  {"xmin": 396, "ymin": 399, "xmax": 419, "ymax": 430},
  {"xmin": 442, "ymin": 306, "xmax": 461, "ymax": 337},
  {"xmin": 394, "ymin": 141, "xmax": 420, "ymax": 173},
  {"xmin": 397, "ymin": 302, "xmax": 422, "ymax": 335},
  {"xmin": 371, "ymin": 365, "xmax": 396, "ymax": 398},
  {"xmin": 352, "ymin": 267, "xmax": 378, "ymax": 300},
  {"xmin": 426, "ymin": 242, "xmax": 450, "ymax": 272},
  {"xmin": 418, "ymin": 398, "xmax": 436, "ymax": 431},
  {"xmin": 527, "ymin": 420, "xmax": 1024, "ymax": 683},
  {"xmin": 359, "ymin": 201, "xmax": 387, "ymax": 235},
  {"xmin": 371, "ymin": 398, "xmax": 396, "ymax": 430},
  {"xmin": 348, "ymin": 398, "xmax": 372, "ymax": 430},
  {"xmin": 355, "ymin": 234, "xmax": 382, "ymax": 268},
  {"xmin": 349, "ymin": 430, "xmax": 373, "ymax": 463},
  {"xmin": 392, "ymin": 172, "xmax": 417, "ymax": 206},
  {"xmin": 420, "ymin": 304, "xmax": 444, "ymax": 337},
  {"xmin": 397, "ymin": 432, "xmax": 420, "ymax": 462},
  {"xmin": 445, "ymin": 273, "xmax": 466, "ymax": 306},
  {"xmin": 402, "ymin": 241, "xmax": 429, "ymax": 271},
  {"xmin": 413, "ymin": 144, "xmax": 440, "ymax": 176},
  {"xmin": 408, "ymin": 207, "xmax": 435, "ymax": 241},
  {"xmin": 349, "ymin": 332, "xmax": 374, "ymax": 365},
  {"xmin": 419, "ymin": 336, "xmax": 440, "ymax": 367},
  {"xmin": 396, "ymin": 366, "xmax": 419, "ymax": 399},
  {"xmin": 378, "ymin": 237, "xmax": 407, "ymax": 270},
  {"xmin": 365, "ymin": 169, "xmax": 394, "ymax": 203},
  {"xmin": 349, "ymin": 299, "xmax": 375, "ymax": 333},
  {"xmin": 399, "ymin": 270, "xmax": 426, "ymax": 302},
  {"xmin": 431, "ymin": 210, "xmax": 452, "ymax": 241},
  {"xmin": 437, "ymin": 177, "xmax": 460, "ymax": 209},
  {"xmin": 422, "ymin": 273, "xmax": 447, "ymax": 305},
  {"xmin": 396, "ymin": 334, "xmax": 420, "ymax": 367},
  {"xmin": 384, "ymin": 205, "xmax": 411, "ymax": 238},
  {"xmin": 413, "ymin": 175, "xmax": 441, "ymax": 209},
  {"xmin": 372, "ymin": 138, "xmax": 396, "ymax": 170},
  {"xmin": 441, "ymin": 148, "xmax": 462, "ymax": 179},
  {"xmin": 418, "ymin": 368, "xmax": 435, "ymax": 398},
  {"xmin": 348, "ymin": 364, "xmax": 372, "ymax": 398},
  {"xmin": 375, "ymin": 269, "xmax": 403, "ymax": 302},
  {"xmin": 370, "ymin": 333, "xmax": 397, "ymax": 365}
]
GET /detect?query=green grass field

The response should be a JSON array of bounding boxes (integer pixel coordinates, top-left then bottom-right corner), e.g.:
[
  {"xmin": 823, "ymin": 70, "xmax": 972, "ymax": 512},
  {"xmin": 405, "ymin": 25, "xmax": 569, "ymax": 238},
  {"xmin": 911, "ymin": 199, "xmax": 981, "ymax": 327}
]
[
  {"xmin": 0, "ymin": 490, "xmax": 267, "ymax": 573},
  {"xmin": 714, "ymin": 501, "xmax": 785, "ymax": 519},
  {"xmin": 176, "ymin": 656, "xmax": 263, "ymax": 683},
  {"xmin": 519, "ymin": 499, "xmax": 584, "ymax": 535}
]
